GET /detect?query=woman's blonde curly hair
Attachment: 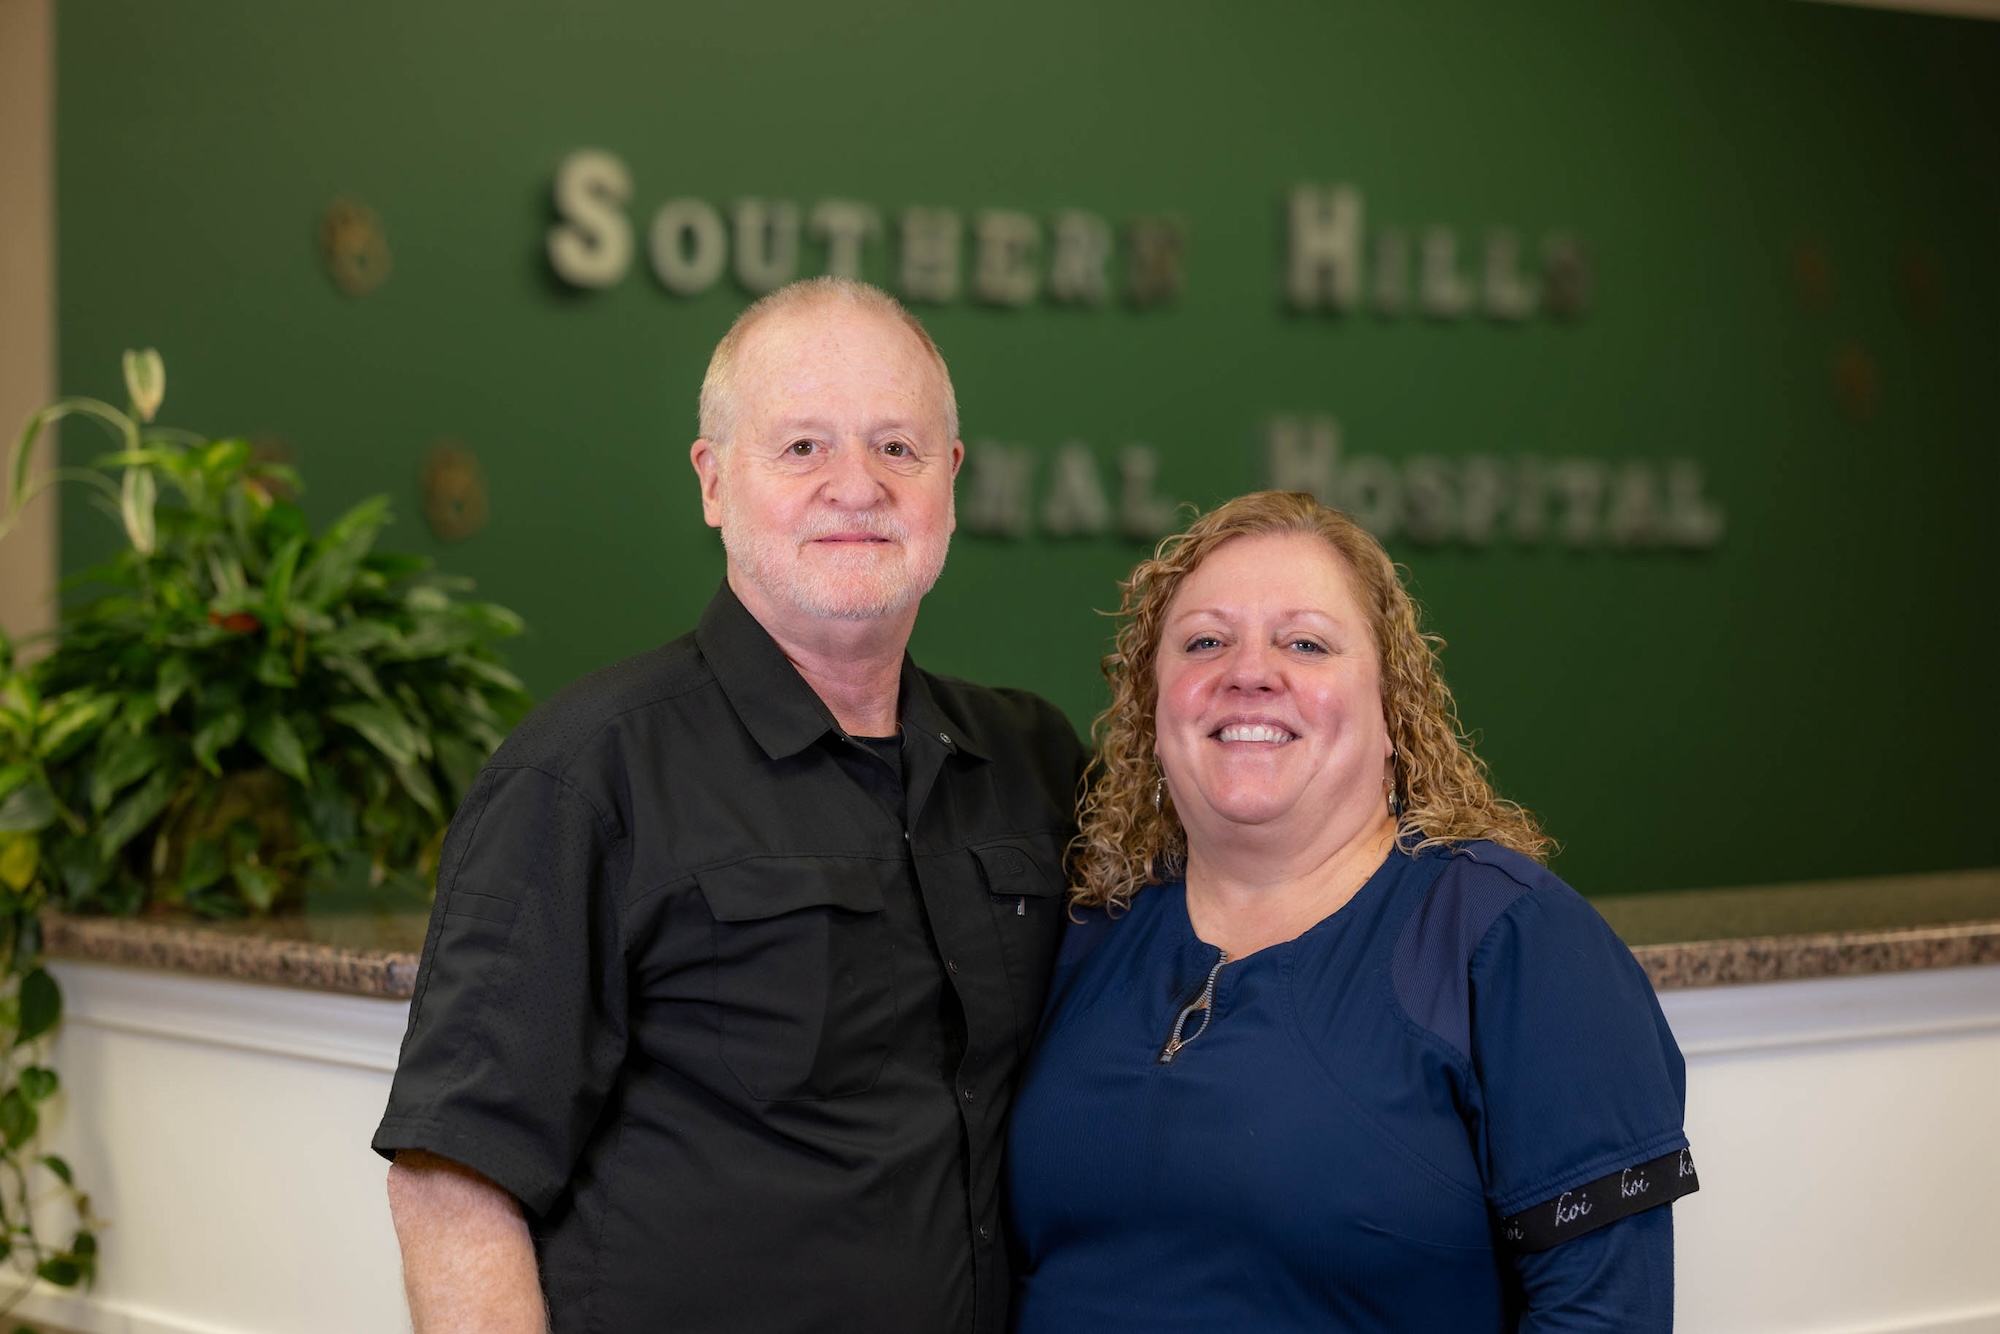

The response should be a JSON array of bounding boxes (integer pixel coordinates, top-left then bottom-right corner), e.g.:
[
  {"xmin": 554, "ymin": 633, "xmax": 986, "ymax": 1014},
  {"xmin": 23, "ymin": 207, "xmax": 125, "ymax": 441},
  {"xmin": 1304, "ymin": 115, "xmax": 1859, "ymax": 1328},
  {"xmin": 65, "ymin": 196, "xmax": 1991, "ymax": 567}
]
[{"xmin": 1071, "ymin": 490, "xmax": 1551, "ymax": 910}]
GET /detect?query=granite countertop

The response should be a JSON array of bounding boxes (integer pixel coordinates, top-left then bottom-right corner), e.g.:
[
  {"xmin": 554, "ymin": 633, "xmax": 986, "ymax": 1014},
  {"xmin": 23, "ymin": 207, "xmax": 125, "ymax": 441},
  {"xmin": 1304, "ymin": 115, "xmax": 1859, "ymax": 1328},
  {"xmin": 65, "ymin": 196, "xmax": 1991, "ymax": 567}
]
[{"xmin": 43, "ymin": 867, "xmax": 2000, "ymax": 1000}]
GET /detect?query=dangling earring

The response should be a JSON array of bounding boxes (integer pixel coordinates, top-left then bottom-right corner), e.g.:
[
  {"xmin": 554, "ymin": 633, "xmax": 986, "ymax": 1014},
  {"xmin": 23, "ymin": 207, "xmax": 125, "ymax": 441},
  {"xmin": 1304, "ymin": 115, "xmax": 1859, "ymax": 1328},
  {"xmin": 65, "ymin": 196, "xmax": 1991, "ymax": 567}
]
[
  {"xmin": 1154, "ymin": 776, "xmax": 1165, "ymax": 812},
  {"xmin": 1386, "ymin": 748, "xmax": 1403, "ymax": 819}
]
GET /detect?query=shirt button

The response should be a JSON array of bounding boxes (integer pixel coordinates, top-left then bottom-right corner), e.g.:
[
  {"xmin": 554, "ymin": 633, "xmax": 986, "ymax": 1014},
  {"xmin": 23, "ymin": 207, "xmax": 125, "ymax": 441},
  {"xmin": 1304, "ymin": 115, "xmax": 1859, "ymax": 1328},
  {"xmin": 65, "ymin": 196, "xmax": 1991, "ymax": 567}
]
[
  {"xmin": 947, "ymin": 959, "xmax": 960, "ymax": 973},
  {"xmin": 977, "ymin": 1224, "xmax": 991, "ymax": 1241},
  {"xmin": 939, "ymin": 732, "xmax": 951, "ymax": 745},
  {"xmin": 962, "ymin": 1087, "xmax": 975, "ymax": 1101}
]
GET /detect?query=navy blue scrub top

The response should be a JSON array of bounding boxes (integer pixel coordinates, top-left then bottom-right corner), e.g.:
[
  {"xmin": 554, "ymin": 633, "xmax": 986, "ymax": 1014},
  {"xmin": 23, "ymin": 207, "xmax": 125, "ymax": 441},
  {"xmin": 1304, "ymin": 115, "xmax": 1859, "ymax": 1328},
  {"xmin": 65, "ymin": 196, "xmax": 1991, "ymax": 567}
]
[{"xmin": 1005, "ymin": 841, "xmax": 1698, "ymax": 1333}]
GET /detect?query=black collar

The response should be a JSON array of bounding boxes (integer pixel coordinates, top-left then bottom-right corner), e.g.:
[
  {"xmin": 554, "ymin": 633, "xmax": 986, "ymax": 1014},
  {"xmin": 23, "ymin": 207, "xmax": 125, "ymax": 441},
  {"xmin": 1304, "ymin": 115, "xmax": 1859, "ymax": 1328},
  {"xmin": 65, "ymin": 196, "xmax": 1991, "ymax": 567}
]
[{"xmin": 693, "ymin": 583, "xmax": 989, "ymax": 765}]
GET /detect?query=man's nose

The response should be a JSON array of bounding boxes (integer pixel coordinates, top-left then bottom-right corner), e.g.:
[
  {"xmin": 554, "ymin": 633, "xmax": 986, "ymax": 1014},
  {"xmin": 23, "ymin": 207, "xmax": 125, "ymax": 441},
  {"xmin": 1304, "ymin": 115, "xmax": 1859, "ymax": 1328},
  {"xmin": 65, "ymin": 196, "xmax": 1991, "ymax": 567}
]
[{"xmin": 819, "ymin": 441, "xmax": 889, "ymax": 507}]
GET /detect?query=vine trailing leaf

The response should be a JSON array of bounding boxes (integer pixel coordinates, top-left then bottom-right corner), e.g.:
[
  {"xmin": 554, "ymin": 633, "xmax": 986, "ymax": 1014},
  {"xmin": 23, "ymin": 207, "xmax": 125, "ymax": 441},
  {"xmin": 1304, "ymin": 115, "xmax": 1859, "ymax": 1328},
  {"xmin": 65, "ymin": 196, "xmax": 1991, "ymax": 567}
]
[
  {"xmin": 0, "ymin": 631, "xmax": 101, "ymax": 1313},
  {"xmin": 3, "ymin": 352, "xmax": 532, "ymax": 918}
]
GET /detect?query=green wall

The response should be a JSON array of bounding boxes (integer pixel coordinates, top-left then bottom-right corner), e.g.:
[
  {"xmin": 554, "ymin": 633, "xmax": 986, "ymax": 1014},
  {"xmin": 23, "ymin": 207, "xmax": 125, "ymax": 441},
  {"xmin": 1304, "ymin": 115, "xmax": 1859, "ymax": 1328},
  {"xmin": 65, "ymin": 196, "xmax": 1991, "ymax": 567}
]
[{"xmin": 54, "ymin": 0, "xmax": 2000, "ymax": 894}]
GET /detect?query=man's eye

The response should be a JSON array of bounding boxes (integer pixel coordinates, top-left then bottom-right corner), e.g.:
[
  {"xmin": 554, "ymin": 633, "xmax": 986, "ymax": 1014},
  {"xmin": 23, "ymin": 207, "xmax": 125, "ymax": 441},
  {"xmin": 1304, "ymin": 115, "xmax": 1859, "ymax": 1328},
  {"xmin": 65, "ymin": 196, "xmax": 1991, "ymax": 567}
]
[
  {"xmin": 787, "ymin": 440, "xmax": 817, "ymax": 456},
  {"xmin": 881, "ymin": 440, "xmax": 910, "ymax": 458}
]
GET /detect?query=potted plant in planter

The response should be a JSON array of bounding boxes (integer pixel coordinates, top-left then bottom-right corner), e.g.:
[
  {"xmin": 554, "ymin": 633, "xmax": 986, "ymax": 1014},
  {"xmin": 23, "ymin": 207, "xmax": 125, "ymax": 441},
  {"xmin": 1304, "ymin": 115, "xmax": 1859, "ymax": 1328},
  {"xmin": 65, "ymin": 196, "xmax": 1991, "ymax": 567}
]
[{"xmin": 2, "ymin": 350, "xmax": 530, "ymax": 916}]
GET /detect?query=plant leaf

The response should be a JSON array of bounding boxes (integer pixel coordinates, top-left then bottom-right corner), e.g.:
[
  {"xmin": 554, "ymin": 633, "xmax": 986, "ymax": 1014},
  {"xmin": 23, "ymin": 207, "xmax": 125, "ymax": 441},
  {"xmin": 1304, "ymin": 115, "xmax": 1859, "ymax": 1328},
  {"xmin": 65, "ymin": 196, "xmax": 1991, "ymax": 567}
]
[
  {"xmin": 320, "ymin": 654, "xmax": 384, "ymax": 701},
  {"xmin": 40, "ymin": 1153, "xmax": 73, "ymax": 1185},
  {"xmin": 36, "ymin": 1256, "xmax": 80, "ymax": 1287},
  {"xmin": 313, "ymin": 619, "xmax": 400, "ymax": 656},
  {"xmin": 36, "ymin": 691, "xmax": 120, "ymax": 759},
  {"xmin": 18, "ymin": 1066, "xmax": 57, "ymax": 1103},
  {"xmin": 295, "ymin": 496, "xmax": 390, "ymax": 608},
  {"xmin": 89, "ymin": 731, "xmax": 171, "ymax": 813},
  {"xmin": 192, "ymin": 707, "xmax": 245, "ymax": 774},
  {"xmin": 327, "ymin": 700, "xmax": 422, "ymax": 769},
  {"xmin": 97, "ymin": 767, "xmax": 176, "ymax": 861},
  {"xmin": 16, "ymin": 968, "xmax": 59, "ymax": 1043},
  {"xmin": 155, "ymin": 653, "xmax": 196, "ymax": 713},
  {"xmin": 0, "ymin": 782, "xmax": 56, "ymax": 834},
  {"xmin": 0, "ymin": 1089, "xmax": 36, "ymax": 1148},
  {"xmin": 392, "ymin": 760, "xmax": 442, "ymax": 818},
  {"xmin": 0, "ymin": 833, "xmax": 39, "ymax": 891},
  {"xmin": 263, "ymin": 532, "xmax": 307, "ymax": 615},
  {"xmin": 230, "ymin": 861, "xmax": 282, "ymax": 911},
  {"xmin": 254, "ymin": 645, "xmax": 298, "ymax": 688},
  {"xmin": 247, "ymin": 710, "xmax": 311, "ymax": 784}
]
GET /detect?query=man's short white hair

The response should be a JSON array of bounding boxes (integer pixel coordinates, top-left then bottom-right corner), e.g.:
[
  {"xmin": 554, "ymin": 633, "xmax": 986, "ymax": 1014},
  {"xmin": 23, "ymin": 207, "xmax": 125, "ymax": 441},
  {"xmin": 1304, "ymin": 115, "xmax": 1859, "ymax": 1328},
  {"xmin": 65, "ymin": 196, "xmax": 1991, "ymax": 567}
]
[{"xmin": 697, "ymin": 276, "xmax": 960, "ymax": 447}]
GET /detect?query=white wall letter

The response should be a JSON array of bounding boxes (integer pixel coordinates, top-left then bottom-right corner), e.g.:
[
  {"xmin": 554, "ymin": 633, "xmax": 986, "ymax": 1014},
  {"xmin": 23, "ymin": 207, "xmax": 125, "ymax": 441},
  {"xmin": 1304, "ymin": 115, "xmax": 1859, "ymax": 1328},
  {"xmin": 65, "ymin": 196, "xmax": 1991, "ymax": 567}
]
[
  {"xmin": 1264, "ymin": 416, "xmax": 1339, "ymax": 502},
  {"xmin": 1483, "ymin": 229, "xmax": 1538, "ymax": 322},
  {"xmin": 1542, "ymin": 233, "xmax": 1592, "ymax": 319},
  {"xmin": 1287, "ymin": 185, "xmax": 1364, "ymax": 312},
  {"xmin": 1118, "ymin": 445, "xmax": 1180, "ymax": 539},
  {"xmin": 1420, "ymin": 227, "xmax": 1474, "ymax": 319},
  {"xmin": 810, "ymin": 200, "xmax": 880, "ymax": 280},
  {"xmin": 1047, "ymin": 210, "xmax": 1112, "ymax": 305},
  {"xmin": 648, "ymin": 198, "xmax": 727, "ymax": 295},
  {"xmin": 1041, "ymin": 443, "xmax": 1110, "ymax": 536},
  {"xmin": 1403, "ymin": 457, "xmax": 1457, "ymax": 544},
  {"xmin": 974, "ymin": 210, "xmax": 1040, "ymax": 306},
  {"xmin": 899, "ymin": 208, "xmax": 962, "ymax": 303},
  {"xmin": 547, "ymin": 149, "xmax": 633, "ymax": 289},
  {"xmin": 1339, "ymin": 456, "xmax": 1403, "ymax": 539},
  {"xmin": 1663, "ymin": 461, "xmax": 1726, "ymax": 549},
  {"xmin": 961, "ymin": 443, "xmax": 1036, "ymax": 538},
  {"xmin": 1373, "ymin": 228, "xmax": 1409, "ymax": 317},
  {"xmin": 733, "ymin": 199, "xmax": 801, "ymax": 293}
]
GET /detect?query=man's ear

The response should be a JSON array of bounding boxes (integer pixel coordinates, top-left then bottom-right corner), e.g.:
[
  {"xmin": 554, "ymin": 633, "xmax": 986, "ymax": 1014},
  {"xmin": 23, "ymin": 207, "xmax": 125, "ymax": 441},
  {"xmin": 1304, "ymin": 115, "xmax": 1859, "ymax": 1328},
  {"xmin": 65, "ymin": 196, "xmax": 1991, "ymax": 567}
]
[
  {"xmin": 948, "ymin": 438, "xmax": 965, "ymax": 479},
  {"xmin": 690, "ymin": 439, "xmax": 725, "ymax": 529}
]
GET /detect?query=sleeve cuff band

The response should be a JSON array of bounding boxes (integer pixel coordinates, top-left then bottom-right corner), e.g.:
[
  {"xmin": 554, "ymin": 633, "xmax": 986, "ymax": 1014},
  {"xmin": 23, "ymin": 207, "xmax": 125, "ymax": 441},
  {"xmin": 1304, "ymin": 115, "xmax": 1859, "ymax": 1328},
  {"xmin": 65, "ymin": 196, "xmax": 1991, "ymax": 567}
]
[{"xmin": 1500, "ymin": 1146, "xmax": 1699, "ymax": 1253}]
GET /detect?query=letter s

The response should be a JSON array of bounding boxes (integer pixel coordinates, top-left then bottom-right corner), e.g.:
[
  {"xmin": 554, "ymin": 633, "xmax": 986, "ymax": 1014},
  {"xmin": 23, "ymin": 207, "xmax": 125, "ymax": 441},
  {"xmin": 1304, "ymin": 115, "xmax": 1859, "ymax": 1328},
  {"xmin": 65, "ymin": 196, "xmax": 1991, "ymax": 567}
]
[{"xmin": 548, "ymin": 149, "xmax": 633, "ymax": 288}]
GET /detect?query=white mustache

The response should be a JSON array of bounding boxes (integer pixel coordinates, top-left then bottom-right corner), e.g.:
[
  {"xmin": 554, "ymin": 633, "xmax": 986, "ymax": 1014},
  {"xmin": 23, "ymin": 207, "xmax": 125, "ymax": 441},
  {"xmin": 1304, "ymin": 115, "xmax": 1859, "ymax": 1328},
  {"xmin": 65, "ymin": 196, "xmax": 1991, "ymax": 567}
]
[{"xmin": 798, "ymin": 517, "xmax": 907, "ymax": 543}]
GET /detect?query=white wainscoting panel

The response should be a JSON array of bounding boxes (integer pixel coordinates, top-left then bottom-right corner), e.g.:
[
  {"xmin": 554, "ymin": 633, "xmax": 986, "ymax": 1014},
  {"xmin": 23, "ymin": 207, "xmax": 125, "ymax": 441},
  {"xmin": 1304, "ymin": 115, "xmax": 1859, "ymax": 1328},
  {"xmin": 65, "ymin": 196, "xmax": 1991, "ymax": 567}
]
[
  {"xmin": 1665, "ymin": 965, "xmax": 2000, "ymax": 1334},
  {"xmin": 24, "ymin": 961, "xmax": 412, "ymax": 1334},
  {"xmin": 12, "ymin": 957, "xmax": 1999, "ymax": 1333}
]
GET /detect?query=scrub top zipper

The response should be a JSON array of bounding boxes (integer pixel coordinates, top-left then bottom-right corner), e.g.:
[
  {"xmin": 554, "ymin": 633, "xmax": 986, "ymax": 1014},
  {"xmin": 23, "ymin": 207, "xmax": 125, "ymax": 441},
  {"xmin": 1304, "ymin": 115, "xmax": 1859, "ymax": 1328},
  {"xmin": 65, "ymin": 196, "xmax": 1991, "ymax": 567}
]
[{"xmin": 1157, "ymin": 949, "xmax": 1230, "ymax": 1065}]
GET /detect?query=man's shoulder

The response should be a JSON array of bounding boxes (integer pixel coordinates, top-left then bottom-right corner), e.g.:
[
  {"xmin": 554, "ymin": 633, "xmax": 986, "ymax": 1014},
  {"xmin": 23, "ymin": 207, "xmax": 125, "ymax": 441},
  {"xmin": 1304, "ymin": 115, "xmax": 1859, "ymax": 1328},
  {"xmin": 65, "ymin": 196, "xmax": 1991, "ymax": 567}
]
[
  {"xmin": 492, "ymin": 630, "xmax": 712, "ymax": 773},
  {"xmin": 920, "ymin": 671, "xmax": 1083, "ymax": 759}
]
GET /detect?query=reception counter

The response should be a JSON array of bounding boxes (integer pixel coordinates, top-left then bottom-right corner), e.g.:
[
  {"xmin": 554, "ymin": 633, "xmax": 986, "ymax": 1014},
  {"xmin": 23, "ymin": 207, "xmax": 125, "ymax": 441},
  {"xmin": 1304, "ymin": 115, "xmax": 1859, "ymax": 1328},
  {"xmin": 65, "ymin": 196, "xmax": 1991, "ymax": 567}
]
[{"xmin": 23, "ymin": 867, "xmax": 2000, "ymax": 1334}]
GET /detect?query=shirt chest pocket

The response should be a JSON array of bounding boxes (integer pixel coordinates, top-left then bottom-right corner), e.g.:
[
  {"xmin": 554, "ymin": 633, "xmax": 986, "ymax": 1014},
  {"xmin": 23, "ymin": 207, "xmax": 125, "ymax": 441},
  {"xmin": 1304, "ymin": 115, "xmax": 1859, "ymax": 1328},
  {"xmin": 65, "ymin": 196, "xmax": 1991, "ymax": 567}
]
[{"xmin": 696, "ymin": 859, "xmax": 899, "ymax": 1102}]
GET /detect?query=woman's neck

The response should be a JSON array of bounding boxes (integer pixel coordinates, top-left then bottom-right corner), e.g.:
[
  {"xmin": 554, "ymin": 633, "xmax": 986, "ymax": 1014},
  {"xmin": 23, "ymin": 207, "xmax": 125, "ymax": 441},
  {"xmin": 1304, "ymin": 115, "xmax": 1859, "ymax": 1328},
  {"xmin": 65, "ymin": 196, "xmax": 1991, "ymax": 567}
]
[{"xmin": 1182, "ymin": 812, "xmax": 1400, "ymax": 960}]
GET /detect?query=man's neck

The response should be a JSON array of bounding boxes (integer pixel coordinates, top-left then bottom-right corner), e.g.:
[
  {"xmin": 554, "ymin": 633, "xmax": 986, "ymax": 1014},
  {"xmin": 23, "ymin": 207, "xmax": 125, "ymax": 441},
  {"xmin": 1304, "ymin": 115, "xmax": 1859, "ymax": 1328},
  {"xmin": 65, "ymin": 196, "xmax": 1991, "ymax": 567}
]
[{"xmin": 728, "ymin": 570, "xmax": 910, "ymax": 737}]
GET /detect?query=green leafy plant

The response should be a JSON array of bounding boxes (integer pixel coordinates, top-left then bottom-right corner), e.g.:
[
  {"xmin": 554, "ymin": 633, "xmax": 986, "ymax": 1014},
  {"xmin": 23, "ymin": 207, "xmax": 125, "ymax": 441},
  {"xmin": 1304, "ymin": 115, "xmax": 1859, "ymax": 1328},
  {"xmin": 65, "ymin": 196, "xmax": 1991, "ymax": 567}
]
[
  {"xmin": 2, "ymin": 351, "xmax": 530, "ymax": 916},
  {"xmin": 0, "ymin": 630, "xmax": 100, "ymax": 1313}
]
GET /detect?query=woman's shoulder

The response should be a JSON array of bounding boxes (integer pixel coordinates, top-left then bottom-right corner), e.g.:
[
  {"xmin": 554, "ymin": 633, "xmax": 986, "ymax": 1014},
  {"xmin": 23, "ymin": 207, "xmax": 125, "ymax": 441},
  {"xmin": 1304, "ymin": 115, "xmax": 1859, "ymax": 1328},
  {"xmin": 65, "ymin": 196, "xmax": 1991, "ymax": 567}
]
[
  {"xmin": 1054, "ymin": 878, "xmax": 1184, "ymax": 971},
  {"xmin": 1392, "ymin": 841, "xmax": 1627, "ymax": 1058}
]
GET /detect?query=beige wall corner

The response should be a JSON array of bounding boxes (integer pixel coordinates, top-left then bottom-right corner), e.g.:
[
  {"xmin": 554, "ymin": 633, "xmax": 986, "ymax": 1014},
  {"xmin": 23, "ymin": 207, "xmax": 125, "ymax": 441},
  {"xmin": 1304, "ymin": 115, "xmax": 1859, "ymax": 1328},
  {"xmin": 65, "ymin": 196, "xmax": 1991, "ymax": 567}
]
[{"xmin": 0, "ymin": 0, "xmax": 57, "ymax": 656}]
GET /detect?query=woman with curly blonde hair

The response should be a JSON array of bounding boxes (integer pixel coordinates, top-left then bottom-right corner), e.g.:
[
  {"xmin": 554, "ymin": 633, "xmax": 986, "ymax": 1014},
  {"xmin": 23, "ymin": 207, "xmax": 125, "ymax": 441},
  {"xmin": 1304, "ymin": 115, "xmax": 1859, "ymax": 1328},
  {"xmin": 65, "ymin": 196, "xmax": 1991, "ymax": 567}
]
[{"xmin": 1006, "ymin": 491, "xmax": 1697, "ymax": 1334}]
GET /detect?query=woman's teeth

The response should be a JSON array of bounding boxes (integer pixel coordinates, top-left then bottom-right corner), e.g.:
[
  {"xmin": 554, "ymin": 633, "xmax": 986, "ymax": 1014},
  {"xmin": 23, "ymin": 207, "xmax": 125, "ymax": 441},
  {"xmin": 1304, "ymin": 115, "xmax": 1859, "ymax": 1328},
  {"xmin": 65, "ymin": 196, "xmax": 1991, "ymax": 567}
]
[{"xmin": 1216, "ymin": 724, "xmax": 1294, "ymax": 743}]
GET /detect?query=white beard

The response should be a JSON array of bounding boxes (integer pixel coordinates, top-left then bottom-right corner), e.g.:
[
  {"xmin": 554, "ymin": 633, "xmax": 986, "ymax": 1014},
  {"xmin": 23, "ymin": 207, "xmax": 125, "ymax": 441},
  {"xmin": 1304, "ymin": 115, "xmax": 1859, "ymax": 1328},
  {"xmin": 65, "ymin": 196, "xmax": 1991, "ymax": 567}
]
[{"xmin": 719, "ymin": 492, "xmax": 951, "ymax": 622}]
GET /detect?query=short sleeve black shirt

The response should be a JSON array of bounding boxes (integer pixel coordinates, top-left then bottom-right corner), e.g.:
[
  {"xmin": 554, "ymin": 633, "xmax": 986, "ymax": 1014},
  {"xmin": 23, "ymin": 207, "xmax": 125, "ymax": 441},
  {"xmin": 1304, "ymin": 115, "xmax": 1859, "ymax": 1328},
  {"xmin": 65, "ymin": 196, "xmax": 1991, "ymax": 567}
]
[{"xmin": 373, "ymin": 585, "xmax": 1087, "ymax": 1334}]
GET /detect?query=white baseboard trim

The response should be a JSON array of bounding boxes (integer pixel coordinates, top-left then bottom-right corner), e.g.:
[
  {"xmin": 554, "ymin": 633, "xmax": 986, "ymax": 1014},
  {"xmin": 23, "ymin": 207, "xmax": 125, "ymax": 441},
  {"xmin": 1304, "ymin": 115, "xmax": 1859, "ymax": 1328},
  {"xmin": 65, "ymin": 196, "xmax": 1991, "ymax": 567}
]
[
  {"xmin": 1817, "ymin": 1306, "xmax": 2000, "ymax": 1334},
  {"xmin": 47, "ymin": 959, "xmax": 411, "ymax": 1074},
  {"xmin": 1662, "ymin": 962, "xmax": 2000, "ymax": 1057},
  {"xmin": 13, "ymin": 1283, "xmax": 254, "ymax": 1334}
]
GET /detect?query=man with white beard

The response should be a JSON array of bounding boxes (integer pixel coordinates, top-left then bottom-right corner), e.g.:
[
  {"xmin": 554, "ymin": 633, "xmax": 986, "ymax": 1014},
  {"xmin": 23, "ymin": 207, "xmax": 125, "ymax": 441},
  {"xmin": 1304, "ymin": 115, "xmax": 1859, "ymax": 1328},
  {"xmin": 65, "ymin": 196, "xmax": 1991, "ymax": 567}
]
[{"xmin": 374, "ymin": 278, "xmax": 1088, "ymax": 1334}]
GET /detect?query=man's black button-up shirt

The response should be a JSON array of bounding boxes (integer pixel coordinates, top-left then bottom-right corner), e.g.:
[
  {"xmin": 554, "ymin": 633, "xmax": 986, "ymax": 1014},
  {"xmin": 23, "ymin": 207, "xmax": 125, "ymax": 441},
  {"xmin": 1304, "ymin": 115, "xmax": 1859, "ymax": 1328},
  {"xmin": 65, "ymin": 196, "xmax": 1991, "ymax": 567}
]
[{"xmin": 374, "ymin": 585, "xmax": 1087, "ymax": 1333}]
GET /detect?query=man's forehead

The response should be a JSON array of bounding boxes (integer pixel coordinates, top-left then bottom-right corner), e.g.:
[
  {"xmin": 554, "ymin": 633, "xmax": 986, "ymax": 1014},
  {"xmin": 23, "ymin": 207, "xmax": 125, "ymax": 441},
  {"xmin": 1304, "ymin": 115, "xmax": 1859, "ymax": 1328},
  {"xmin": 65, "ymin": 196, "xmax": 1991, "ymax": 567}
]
[{"xmin": 734, "ymin": 305, "xmax": 945, "ymax": 422}]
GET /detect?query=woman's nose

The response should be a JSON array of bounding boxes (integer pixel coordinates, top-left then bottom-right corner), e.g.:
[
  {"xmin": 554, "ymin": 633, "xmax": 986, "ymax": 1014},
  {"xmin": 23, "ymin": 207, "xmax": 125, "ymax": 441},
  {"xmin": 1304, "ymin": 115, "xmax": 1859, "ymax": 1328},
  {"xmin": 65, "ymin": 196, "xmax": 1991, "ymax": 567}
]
[{"xmin": 1221, "ymin": 641, "xmax": 1280, "ymax": 691}]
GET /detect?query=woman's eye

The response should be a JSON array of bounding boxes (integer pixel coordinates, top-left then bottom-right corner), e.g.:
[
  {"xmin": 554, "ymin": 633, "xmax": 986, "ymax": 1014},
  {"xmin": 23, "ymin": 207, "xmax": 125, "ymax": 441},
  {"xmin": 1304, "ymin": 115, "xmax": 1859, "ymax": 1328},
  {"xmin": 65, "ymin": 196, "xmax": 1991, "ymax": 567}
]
[
  {"xmin": 1289, "ymin": 639, "xmax": 1326, "ymax": 654},
  {"xmin": 787, "ymin": 440, "xmax": 817, "ymax": 457},
  {"xmin": 1185, "ymin": 636, "xmax": 1223, "ymax": 652}
]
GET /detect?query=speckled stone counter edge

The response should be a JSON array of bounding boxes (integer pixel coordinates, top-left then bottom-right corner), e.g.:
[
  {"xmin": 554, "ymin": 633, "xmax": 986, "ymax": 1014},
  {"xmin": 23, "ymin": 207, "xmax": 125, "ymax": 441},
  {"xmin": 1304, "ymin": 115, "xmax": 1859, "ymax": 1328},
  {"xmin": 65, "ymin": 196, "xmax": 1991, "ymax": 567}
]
[
  {"xmin": 40, "ymin": 910, "xmax": 2000, "ymax": 1000},
  {"xmin": 43, "ymin": 913, "xmax": 421, "ymax": 999},
  {"xmin": 1631, "ymin": 921, "xmax": 2000, "ymax": 990}
]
